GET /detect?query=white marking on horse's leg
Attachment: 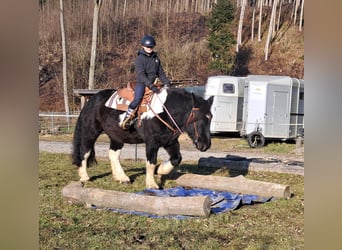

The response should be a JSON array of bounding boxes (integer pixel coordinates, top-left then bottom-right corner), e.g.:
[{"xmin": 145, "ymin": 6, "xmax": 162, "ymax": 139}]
[
  {"xmin": 109, "ymin": 149, "xmax": 130, "ymax": 183},
  {"xmin": 157, "ymin": 160, "xmax": 174, "ymax": 175},
  {"xmin": 146, "ymin": 160, "xmax": 159, "ymax": 189},
  {"xmin": 79, "ymin": 151, "xmax": 91, "ymax": 182}
]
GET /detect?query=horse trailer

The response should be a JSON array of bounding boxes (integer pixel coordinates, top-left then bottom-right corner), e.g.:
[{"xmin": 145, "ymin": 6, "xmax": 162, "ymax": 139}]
[
  {"xmin": 241, "ymin": 75, "xmax": 304, "ymax": 147},
  {"xmin": 204, "ymin": 76, "xmax": 245, "ymax": 133}
]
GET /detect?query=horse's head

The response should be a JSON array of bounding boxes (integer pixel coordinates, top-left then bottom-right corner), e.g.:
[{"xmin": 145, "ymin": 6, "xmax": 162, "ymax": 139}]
[{"xmin": 185, "ymin": 94, "xmax": 214, "ymax": 152}]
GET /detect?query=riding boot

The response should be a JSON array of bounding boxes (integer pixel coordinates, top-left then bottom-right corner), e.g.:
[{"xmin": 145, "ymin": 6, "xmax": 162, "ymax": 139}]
[{"xmin": 120, "ymin": 108, "xmax": 135, "ymax": 130}]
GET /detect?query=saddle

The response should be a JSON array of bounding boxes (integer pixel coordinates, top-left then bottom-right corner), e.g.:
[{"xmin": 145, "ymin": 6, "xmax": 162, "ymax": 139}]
[{"xmin": 105, "ymin": 82, "xmax": 160, "ymax": 115}]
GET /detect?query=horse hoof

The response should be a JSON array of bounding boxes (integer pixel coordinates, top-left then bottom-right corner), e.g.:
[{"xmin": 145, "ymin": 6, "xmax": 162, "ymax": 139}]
[
  {"xmin": 146, "ymin": 183, "xmax": 160, "ymax": 189},
  {"xmin": 157, "ymin": 161, "xmax": 174, "ymax": 175},
  {"xmin": 113, "ymin": 175, "xmax": 131, "ymax": 184},
  {"xmin": 80, "ymin": 177, "xmax": 90, "ymax": 182}
]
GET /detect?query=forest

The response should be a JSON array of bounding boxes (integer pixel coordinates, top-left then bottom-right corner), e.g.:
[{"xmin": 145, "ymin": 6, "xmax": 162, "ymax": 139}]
[{"xmin": 39, "ymin": 0, "xmax": 304, "ymax": 112}]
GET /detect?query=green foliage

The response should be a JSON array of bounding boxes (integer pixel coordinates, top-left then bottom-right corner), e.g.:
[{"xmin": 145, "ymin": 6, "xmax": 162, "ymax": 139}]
[
  {"xmin": 206, "ymin": 0, "xmax": 236, "ymax": 74},
  {"xmin": 207, "ymin": 0, "xmax": 235, "ymax": 32}
]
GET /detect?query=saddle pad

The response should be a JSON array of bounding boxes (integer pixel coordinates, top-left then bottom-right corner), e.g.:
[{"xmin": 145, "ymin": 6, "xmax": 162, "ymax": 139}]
[
  {"xmin": 105, "ymin": 91, "xmax": 131, "ymax": 111},
  {"xmin": 105, "ymin": 88, "xmax": 167, "ymax": 119}
]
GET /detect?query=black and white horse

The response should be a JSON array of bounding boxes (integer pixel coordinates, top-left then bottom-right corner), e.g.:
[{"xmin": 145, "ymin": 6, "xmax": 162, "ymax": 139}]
[{"xmin": 72, "ymin": 88, "xmax": 214, "ymax": 189}]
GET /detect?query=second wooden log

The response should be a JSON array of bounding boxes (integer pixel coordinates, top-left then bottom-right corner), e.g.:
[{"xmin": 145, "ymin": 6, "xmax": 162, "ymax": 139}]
[{"xmin": 176, "ymin": 174, "xmax": 291, "ymax": 199}]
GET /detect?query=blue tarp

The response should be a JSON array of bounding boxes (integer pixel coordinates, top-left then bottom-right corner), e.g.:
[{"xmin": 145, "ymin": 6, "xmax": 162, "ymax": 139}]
[{"xmin": 93, "ymin": 186, "xmax": 272, "ymax": 219}]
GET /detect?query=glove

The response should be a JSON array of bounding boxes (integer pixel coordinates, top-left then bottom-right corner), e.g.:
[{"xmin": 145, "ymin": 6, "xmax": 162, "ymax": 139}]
[{"xmin": 150, "ymin": 85, "xmax": 160, "ymax": 93}]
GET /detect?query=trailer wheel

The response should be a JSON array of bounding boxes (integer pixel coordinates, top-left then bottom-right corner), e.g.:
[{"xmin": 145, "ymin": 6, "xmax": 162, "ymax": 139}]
[{"xmin": 247, "ymin": 132, "xmax": 265, "ymax": 148}]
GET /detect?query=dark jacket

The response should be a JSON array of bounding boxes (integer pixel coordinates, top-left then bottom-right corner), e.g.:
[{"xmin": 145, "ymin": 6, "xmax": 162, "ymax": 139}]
[{"xmin": 135, "ymin": 49, "xmax": 171, "ymax": 88}]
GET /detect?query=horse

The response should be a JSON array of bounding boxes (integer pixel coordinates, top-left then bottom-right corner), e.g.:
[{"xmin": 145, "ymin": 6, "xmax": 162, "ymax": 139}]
[{"xmin": 72, "ymin": 87, "xmax": 214, "ymax": 189}]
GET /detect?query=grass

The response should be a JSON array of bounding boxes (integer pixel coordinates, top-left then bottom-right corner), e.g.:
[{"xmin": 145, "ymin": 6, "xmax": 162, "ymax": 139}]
[{"xmin": 39, "ymin": 152, "xmax": 304, "ymax": 249}]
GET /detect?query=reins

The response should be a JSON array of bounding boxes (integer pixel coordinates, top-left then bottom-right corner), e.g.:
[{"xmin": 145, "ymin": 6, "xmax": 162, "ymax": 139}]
[
  {"xmin": 149, "ymin": 94, "xmax": 183, "ymax": 134},
  {"xmin": 148, "ymin": 94, "xmax": 200, "ymax": 140}
]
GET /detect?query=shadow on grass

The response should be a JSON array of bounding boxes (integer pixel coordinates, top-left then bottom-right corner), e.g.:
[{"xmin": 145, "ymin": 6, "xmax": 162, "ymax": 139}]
[{"xmin": 89, "ymin": 172, "xmax": 112, "ymax": 181}]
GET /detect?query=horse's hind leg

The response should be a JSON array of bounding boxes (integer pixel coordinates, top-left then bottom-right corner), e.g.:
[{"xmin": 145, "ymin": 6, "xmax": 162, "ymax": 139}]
[
  {"xmin": 76, "ymin": 127, "xmax": 102, "ymax": 182},
  {"xmin": 108, "ymin": 140, "xmax": 130, "ymax": 184},
  {"xmin": 78, "ymin": 151, "xmax": 91, "ymax": 181},
  {"xmin": 157, "ymin": 141, "xmax": 182, "ymax": 175}
]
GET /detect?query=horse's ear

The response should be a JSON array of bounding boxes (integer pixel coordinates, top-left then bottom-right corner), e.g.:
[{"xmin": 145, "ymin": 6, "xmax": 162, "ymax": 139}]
[{"xmin": 207, "ymin": 96, "xmax": 214, "ymax": 107}]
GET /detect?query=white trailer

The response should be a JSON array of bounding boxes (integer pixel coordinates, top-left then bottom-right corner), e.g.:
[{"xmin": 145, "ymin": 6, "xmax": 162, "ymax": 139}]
[
  {"xmin": 204, "ymin": 76, "xmax": 245, "ymax": 133},
  {"xmin": 241, "ymin": 75, "xmax": 304, "ymax": 147}
]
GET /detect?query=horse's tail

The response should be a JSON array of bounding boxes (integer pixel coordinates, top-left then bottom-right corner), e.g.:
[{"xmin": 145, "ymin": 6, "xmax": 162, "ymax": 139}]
[
  {"xmin": 72, "ymin": 114, "xmax": 83, "ymax": 166},
  {"xmin": 72, "ymin": 89, "xmax": 115, "ymax": 167},
  {"xmin": 72, "ymin": 109, "xmax": 97, "ymax": 167}
]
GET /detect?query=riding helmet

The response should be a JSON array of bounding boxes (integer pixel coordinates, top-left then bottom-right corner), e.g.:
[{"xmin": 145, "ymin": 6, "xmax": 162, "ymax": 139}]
[{"xmin": 141, "ymin": 35, "xmax": 156, "ymax": 48}]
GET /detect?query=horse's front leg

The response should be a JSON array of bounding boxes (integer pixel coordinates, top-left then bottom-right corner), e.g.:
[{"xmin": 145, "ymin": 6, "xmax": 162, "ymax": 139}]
[
  {"xmin": 157, "ymin": 141, "xmax": 182, "ymax": 175},
  {"xmin": 145, "ymin": 144, "xmax": 160, "ymax": 189}
]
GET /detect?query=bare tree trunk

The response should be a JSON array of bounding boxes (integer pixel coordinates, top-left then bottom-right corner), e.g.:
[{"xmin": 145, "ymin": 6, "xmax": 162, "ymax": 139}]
[
  {"xmin": 293, "ymin": 0, "xmax": 300, "ymax": 25},
  {"xmin": 272, "ymin": 0, "xmax": 278, "ymax": 34},
  {"xmin": 59, "ymin": 0, "xmax": 70, "ymax": 117},
  {"xmin": 236, "ymin": 0, "xmax": 247, "ymax": 52},
  {"xmin": 276, "ymin": 0, "xmax": 282, "ymax": 31},
  {"xmin": 264, "ymin": 0, "xmax": 278, "ymax": 60},
  {"xmin": 251, "ymin": 5, "xmax": 256, "ymax": 41},
  {"xmin": 123, "ymin": 0, "xmax": 127, "ymax": 17},
  {"xmin": 88, "ymin": 0, "xmax": 102, "ymax": 90},
  {"xmin": 166, "ymin": 0, "xmax": 169, "ymax": 34},
  {"xmin": 299, "ymin": 0, "xmax": 304, "ymax": 31},
  {"xmin": 258, "ymin": 0, "xmax": 263, "ymax": 42}
]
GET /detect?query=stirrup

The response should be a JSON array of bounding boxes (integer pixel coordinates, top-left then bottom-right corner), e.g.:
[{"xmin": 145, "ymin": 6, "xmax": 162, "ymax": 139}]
[{"xmin": 121, "ymin": 115, "xmax": 135, "ymax": 130}]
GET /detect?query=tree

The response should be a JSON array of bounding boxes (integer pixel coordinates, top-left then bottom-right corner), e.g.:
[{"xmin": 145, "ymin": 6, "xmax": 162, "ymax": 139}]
[
  {"xmin": 276, "ymin": 0, "xmax": 283, "ymax": 31},
  {"xmin": 59, "ymin": 0, "xmax": 70, "ymax": 116},
  {"xmin": 264, "ymin": 0, "xmax": 278, "ymax": 60},
  {"xmin": 251, "ymin": 0, "xmax": 256, "ymax": 41},
  {"xmin": 206, "ymin": 0, "xmax": 236, "ymax": 74},
  {"xmin": 236, "ymin": 0, "xmax": 247, "ymax": 52},
  {"xmin": 258, "ymin": 0, "xmax": 263, "ymax": 42},
  {"xmin": 88, "ymin": 0, "xmax": 103, "ymax": 90},
  {"xmin": 293, "ymin": 0, "xmax": 300, "ymax": 25},
  {"xmin": 299, "ymin": 0, "xmax": 304, "ymax": 31}
]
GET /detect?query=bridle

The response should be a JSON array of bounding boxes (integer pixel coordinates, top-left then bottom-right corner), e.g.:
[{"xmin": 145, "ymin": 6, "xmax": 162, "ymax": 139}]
[{"xmin": 185, "ymin": 108, "xmax": 200, "ymax": 142}]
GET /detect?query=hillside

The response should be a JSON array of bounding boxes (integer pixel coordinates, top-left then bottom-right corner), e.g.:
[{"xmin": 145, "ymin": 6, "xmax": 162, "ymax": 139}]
[{"xmin": 39, "ymin": 5, "xmax": 304, "ymax": 112}]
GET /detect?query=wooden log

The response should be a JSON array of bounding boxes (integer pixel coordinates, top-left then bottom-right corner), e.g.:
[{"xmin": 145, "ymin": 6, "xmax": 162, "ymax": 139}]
[
  {"xmin": 176, "ymin": 174, "xmax": 291, "ymax": 199},
  {"xmin": 198, "ymin": 157, "xmax": 249, "ymax": 174},
  {"xmin": 62, "ymin": 182, "xmax": 211, "ymax": 217}
]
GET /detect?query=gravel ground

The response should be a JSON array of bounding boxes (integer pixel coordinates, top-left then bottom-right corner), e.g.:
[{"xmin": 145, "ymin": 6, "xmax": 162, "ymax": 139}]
[{"xmin": 39, "ymin": 140, "xmax": 304, "ymax": 176}]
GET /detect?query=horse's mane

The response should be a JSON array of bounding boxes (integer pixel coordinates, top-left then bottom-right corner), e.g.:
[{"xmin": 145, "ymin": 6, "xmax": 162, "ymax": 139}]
[{"xmin": 166, "ymin": 88, "xmax": 207, "ymax": 109}]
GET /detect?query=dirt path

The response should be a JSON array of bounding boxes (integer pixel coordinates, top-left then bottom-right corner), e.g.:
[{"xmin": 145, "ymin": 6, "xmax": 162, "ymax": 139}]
[{"xmin": 39, "ymin": 140, "xmax": 304, "ymax": 176}]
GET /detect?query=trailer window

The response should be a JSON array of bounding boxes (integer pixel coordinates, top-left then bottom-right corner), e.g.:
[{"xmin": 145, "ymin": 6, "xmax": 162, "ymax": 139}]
[
  {"xmin": 299, "ymin": 92, "xmax": 304, "ymax": 100},
  {"xmin": 222, "ymin": 83, "xmax": 235, "ymax": 93}
]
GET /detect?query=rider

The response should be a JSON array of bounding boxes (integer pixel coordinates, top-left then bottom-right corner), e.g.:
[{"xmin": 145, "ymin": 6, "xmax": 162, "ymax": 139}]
[{"xmin": 120, "ymin": 35, "xmax": 171, "ymax": 129}]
